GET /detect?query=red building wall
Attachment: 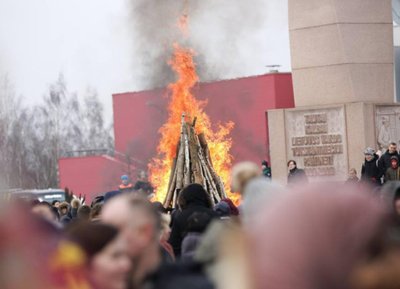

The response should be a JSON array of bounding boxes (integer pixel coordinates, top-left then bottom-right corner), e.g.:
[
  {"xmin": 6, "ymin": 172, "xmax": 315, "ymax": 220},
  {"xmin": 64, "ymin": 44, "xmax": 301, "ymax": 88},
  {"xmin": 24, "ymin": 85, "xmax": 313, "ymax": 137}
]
[
  {"xmin": 58, "ymin": 155, "xmax": 134, "ymax": 202},
  {"xmin": 113, "ymin": 73, "xmax": 294, "ymax": 165}
]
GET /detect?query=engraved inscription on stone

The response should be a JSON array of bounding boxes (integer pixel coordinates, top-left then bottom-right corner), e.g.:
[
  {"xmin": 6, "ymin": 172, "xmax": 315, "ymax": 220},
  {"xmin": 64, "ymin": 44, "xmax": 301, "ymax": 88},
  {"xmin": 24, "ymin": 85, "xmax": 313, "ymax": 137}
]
[{"xmin": 285, "ymin": 107, "xmax": 348, "ymax": 181}]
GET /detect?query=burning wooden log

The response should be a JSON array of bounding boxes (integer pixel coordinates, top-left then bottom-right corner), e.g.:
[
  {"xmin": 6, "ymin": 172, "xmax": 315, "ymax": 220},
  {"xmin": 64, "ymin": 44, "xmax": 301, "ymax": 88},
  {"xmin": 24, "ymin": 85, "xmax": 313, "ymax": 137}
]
[{"xmin": 163, "ymin": 113, "xmax": 226, "ymax": 208}]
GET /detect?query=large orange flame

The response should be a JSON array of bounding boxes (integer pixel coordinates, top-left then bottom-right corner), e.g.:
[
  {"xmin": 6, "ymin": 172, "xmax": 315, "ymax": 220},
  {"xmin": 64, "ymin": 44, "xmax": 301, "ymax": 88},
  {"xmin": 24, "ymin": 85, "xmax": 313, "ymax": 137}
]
[
  {"xmin": 149, "ymin": 43, "xmax": 238, "ymax": 204},
  {"xmin": 149, "ymin": 9, "xmax": 239, "ymax": 205}
]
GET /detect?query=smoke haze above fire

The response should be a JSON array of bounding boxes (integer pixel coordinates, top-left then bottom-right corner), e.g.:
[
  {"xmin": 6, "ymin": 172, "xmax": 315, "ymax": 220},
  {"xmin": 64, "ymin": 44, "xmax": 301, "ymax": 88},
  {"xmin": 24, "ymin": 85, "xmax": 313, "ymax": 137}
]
[
  {"xmin": 129, "ymin": 0, "xmax": 288, "ymax": 89},
  {"xmin": 0, "ymin": 0, "xmax": 290, "ymax": 119}
]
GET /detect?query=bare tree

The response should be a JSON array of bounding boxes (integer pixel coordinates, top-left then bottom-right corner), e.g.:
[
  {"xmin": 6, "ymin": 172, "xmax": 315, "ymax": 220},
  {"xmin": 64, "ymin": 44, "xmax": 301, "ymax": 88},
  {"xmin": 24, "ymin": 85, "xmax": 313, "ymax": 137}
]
[{"xmin": 0, "ymin": 73, "xmax": 114, "ymax": 190}]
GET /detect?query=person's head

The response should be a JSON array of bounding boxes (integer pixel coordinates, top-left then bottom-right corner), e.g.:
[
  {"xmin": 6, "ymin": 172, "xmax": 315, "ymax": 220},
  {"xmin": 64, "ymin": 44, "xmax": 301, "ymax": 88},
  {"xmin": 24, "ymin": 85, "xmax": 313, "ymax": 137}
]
[
  {"xmin": 133, "ymin": 181, "xmax": 154, "ymax": 196},
  {"xmin": 242, "ymin": 177, "xmax": 284, "ymax": 225},
  {"xmin": 261, "ymin": 160, "xmax": 269, "ymax": 169},
  {"xmin": 52, "ymin": 200, "xmax": 60, "ymax": 208},
  {"xmin": 120, "ymin": 175, "xmax": 130, "ymax": 186},
  {"xmin": 180, "ymin": 183, "xmax": 212, "ymax": 209},
  {"xmin": 287, "ymin": 160, "xmax": 297, "ymax": 171},
  {"xmin": 248, "ymin": 185, "xmax": 386, "ymax": 289},
  {"xmin": 90, "ymin": 203, "xmax": 102, "ymax": 221},
  {"xmin": 77, "ymin": 205, "xmax": 91, "ymax": 221},
  {"xmin": 58, "ymin": 202, "xmax": 69, "ymax": 216},
  {"xmin": 214, "ymin": 201, "xmax": 231, "ymax": 217},
  {"xmin": 101, "ymin": 194, "xmax": 161, "ymax": 259},
  {"xmin": 349, "ymin": 168, "xmax": 357, "ymax": 179},
  {"xmin": 137, "ymin": 170, "xmax": 148, "ymax": 182},
  {"xmin": 391, "ymin": 156, "xmax": 399, "ymax": 169},
  {"xmin": 66, "ymin": 223, "xmax": 131, "ymax": 289},
  {"xmin": 71, "ymin": 199, "xmax": 81, "ymax": 209},
  {"xmin": 230, "ymin": 161, "xmax": 261, "ymax": 195},
  {"xmin": 389, "ymin": 142, "xmax": 398, "ymax": 154},
  {"xmin": 152, "ymin": 201, "xmax": 167, "ymax": 214},
  {"xmin": 364, "ymin": 147, "xmax": 375, "ymax": 161}
]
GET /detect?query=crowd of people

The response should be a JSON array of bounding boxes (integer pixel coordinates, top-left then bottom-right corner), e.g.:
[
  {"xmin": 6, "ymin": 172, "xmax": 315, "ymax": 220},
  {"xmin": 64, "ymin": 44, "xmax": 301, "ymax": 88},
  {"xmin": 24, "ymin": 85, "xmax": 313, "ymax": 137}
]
[
  {"xmin": 353, "ymin": 142, "xmax": 400, "ymax": 185},
  {"xmin": 3, "ymin": 160, "xmax": 400, "ymax": 289}
]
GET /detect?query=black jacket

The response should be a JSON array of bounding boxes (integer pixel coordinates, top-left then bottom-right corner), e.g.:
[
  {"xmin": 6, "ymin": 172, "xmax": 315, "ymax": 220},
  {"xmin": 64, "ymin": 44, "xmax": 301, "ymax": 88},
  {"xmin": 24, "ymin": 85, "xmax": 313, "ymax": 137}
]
[
  {"xmin": 168, "ymin": 184, "xmax": 217, "ymax": 257},
  {"xmin": 287, "ymin": 167, "xmax": 308, "ymax": 184},
  {"xmin": 361, "ymin": 154, "xmax": 381, "ymax": 185}
]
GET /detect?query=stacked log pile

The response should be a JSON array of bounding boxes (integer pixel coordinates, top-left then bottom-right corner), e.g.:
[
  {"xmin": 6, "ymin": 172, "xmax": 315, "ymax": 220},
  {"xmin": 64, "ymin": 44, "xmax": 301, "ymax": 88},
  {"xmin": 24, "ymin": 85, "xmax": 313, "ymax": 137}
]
[{"xmin": 164, "ymin": 113, "xmax": 227, "ymax": 208}]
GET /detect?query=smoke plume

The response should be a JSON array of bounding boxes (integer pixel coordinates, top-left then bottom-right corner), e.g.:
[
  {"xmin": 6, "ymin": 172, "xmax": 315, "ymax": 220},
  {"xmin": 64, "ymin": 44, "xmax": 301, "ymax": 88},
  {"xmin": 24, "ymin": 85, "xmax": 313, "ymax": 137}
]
[{"xmin": 128, "ymin": 0, "xmax": 269, "ymax": 90}]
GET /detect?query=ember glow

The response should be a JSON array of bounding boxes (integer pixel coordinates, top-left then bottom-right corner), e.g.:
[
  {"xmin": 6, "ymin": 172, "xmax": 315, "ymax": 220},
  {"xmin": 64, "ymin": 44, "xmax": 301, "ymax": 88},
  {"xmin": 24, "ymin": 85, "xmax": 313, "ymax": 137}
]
[{"xmin": 150, "ymin": 12, "xmax": 238, "ymax": 205}]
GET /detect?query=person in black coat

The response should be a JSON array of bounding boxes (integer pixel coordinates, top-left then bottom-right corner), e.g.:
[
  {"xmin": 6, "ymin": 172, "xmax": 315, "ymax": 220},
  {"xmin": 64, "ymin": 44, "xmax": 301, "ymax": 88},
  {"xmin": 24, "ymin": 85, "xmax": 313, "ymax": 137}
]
[
  {"xmin": 378, "ymin": 142, "xmax": 399, "ymax": 180},
  {"xmin": 287, "ymin": 160, "xmax": 308, "ymax": 185},
  {"xmin": 168, "ymin": 183, "xmax": 217, "ymax": 258},
  {"xmin": 361, "ymin": 147, "xmax": 381, "ymax": 186}
]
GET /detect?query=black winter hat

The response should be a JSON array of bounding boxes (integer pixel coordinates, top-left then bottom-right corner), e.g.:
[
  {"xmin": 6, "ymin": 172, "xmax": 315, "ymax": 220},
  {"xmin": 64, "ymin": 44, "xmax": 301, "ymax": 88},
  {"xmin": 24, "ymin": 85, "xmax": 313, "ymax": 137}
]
[{"xmin": 181, "ymin": 183, "xmax": 211, "ymax": 208}]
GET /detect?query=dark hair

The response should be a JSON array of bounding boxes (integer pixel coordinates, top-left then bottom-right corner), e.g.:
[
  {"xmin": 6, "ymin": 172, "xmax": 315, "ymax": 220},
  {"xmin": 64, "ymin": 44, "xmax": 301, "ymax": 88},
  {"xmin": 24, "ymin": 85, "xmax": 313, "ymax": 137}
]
[
  {"xmin": 133, "ymin": 181, "xmax": 154, "ymax": 194},
  {"xmin": 390, "ymin": 142, "xmax": 397, "ymax": 146},
  {"xmin": 77, "ymin": 205, "xmax": 91, "ymax": 220},
  {"xmin": 152, "ymin": 201, "xmax": 167, "ymax": 214},
  {"xmin": 52, "ymin": 200, "xmax": 60, "ymax": 206},
  {"xmin": 66, "ymin": 222, "xmax": 119, "ymax": 260},
  {"xmin": 90, "ymin": 203, "xmax": 102, "ymax": 220},
  {"xmin": 59, "ymin": 202, "xmax": 69, "ymax": 210},
  {"xmin": 287, "ymin": 160, "xmax": 297, "ymax": 167},
  {"xmin": 90, "ymin": 195, "xmax": 105, "ymax": 207},
  {"xmin": 180, "ymin": 183, "xmax": 212, "ymax": 209}
]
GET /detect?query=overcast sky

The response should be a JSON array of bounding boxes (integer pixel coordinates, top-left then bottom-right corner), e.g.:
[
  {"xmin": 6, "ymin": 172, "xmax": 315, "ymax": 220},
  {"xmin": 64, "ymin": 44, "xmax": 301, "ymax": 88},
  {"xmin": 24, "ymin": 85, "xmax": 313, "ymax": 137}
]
[{"xmin": 0, "ymin": 0, "xmax": 291, "ymax": 120}]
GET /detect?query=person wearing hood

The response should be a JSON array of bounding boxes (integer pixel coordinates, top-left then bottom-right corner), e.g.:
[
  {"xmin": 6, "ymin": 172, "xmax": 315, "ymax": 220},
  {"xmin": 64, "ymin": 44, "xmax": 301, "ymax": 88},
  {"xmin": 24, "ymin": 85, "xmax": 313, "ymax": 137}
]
[
  {"xmin": 168, "ymin": 183, "xmax": 218, "ymax": 258},
  {"xmin": 361, "ymin": 147, "xmax": 381, "ymax": 186},
  {"xmin": 384, "ymin": 156, "xmax": 400, "ymax": 182}
]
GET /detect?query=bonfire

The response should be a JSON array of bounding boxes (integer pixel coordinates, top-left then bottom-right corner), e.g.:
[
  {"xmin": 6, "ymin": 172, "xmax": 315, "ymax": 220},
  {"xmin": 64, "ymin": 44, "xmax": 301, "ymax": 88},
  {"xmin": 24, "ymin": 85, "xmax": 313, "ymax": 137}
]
[
  {"xmin": 150, "ymin": 4, "xmax": 237, "ymax": 207},
  {"xmin": 163, "ymin": 113, "xmax": 227, "ymax": 208}
]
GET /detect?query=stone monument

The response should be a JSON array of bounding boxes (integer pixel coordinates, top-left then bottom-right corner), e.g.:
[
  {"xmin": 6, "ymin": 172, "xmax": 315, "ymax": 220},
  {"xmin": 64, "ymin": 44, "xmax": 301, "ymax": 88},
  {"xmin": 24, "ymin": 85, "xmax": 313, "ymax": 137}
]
[{"xmin": 268, "ymin": 0, "xmax": 398, "ymax": 183}]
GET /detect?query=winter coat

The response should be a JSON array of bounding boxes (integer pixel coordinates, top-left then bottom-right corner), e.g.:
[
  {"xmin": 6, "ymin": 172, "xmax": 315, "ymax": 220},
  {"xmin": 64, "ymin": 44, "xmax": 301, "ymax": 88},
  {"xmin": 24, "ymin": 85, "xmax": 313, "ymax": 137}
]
[
  {"xmin": 385, "ymin": 167, "xmax": 400, "ymax": 182},
  {"xmin": 287, "ymin": 168, "xmax": 308, "ymax": 185},
  {"xmin": 262, "ymin": 167, "xmax": 272, "ymax": 178},
  {"xmin": 361, "ymin": 154, "xmax": 381, "ymax": 185},
  {"xmin": 168, "ymin": 184, "xmax": 217, "ymax": 257},
  {"xmin": 379, "ymin": 150, "xmax": 400, "ymax": 178},
  {"xmin": 60, "ymin": 214, "xmax": 72, "ymax": 225},
  {"xmin": 70, "ymin": 208, "xmax": 78, "ymax": 219},
  {"xmin": 181, "ymin": 232, "xmax": 203, "ymax": 262},
  {"xmin": 142, "ymin": 261, "xmax": 214, "ymax": 289}
]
